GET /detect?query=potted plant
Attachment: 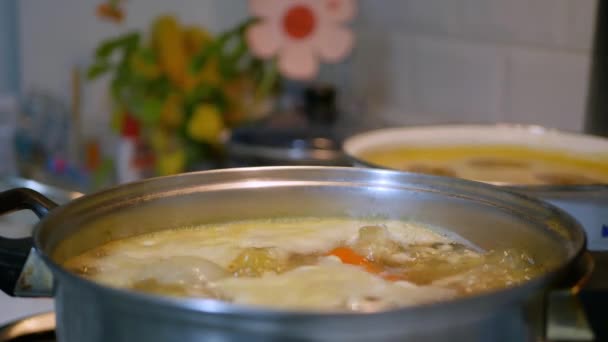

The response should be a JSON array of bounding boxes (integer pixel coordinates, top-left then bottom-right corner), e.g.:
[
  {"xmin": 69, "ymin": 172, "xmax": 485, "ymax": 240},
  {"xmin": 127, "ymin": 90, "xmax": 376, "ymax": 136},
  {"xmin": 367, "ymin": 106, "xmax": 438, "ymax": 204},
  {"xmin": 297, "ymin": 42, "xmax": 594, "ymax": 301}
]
[{"xmin": 87, "ymin": 14, "xmax": 278, "ymax": 177}]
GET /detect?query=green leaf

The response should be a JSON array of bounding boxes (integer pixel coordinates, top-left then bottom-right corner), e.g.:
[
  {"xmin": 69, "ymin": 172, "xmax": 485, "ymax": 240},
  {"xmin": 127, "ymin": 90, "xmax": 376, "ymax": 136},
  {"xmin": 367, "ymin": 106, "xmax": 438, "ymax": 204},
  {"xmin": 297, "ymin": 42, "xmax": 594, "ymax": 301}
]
[
  {"xmin": 86, "ymin": 61, "xmax": 112, "ymax": 80},
  {"xmin": 123, "ymin": 33, "xmax": 141, "ymax": 57},
  {"xmin": 128, "ymin": 96, "xmax": 162, "ymax": 126},
  {"xmin": 217, "ymin": 59, "xmax": 232, "ymax": 78},
  {"xmin": 255, "ymin": 60, "xmax": 279, "ymax": 100},
  {"xmin": 95, "ymin": 38, "xmax": 124, "ymax": 60},
  {"xmin": 185, "ymin": 83, "xmax": 214, "ymax": 105},
  {"xmin": 95, "ymin": 32, "xmax": 141, "ymax": 59},
  {"xmin": 236, "ymin": 17, "xmax": 258, "ymax": 34},
  {"xmin": 124, "ymin": 32, "xmax": 141, "ymax": 47},
  {"xmin": 138, "ymin": 47, "xmax": 157, "ymax": 64},
  {"xmin": 184, "ymin": 139, "xmax": 206, "ymax": 166},
  {"xmin": 190, "ymin": 44, "xmax": 217, "ymax": 73},
  {"xmin": 110, "ymin": 77, "xmax": 123, "ymax": 100},
  {"xmin": 229, "ymin": 39, "xmax": 248, "ymax": 62}
]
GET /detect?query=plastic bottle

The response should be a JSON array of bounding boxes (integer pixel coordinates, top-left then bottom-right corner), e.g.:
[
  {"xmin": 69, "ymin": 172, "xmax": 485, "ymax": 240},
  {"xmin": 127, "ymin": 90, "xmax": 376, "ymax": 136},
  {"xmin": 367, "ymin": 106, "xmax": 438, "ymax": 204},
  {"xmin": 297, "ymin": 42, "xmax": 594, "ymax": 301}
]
[{"xmin": 116, "ymin": 114, "xmax": 141, "ymax": 184}]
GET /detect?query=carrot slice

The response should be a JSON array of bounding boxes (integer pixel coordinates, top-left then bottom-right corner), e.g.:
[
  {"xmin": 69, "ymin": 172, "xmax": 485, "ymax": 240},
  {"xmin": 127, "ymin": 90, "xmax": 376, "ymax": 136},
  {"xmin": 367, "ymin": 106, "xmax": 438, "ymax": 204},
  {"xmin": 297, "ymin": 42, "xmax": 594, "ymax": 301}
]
[
  {"xmin": 328, "ymin": 247, "xmax": 402, "ymax": 281},
  {"xmin": 328, "ymin": 247, "xmax": 373, "ymax": 267}
]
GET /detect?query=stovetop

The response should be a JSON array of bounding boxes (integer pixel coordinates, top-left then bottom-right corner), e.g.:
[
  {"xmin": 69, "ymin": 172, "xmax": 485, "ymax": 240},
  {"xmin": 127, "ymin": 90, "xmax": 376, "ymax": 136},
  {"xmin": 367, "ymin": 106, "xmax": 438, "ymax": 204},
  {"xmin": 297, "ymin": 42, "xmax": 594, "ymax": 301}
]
[
  {"xmin": 0, "ymin": 312, "xmax": 55, "ymax": 342},
  {"xmin": 578, "ymin": 251, "xmax": 608, "ymax": 341},
  {"xmin": 4, "ymin": 331, "xmax": 55, "ymax": 342}
]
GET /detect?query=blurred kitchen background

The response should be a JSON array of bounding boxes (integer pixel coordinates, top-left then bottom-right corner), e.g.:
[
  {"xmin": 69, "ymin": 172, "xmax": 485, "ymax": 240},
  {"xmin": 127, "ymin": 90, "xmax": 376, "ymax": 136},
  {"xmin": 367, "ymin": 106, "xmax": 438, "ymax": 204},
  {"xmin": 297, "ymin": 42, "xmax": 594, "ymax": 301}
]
[{"xmin": 0, "ymin": 0, "xmax": 599, "ymax": 193}]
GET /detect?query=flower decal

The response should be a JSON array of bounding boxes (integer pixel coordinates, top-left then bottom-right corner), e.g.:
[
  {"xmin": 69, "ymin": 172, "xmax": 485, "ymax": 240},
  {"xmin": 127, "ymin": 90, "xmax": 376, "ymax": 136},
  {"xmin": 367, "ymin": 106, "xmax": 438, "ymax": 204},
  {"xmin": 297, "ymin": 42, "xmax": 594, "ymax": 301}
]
[{"xmin": 246, "ymin": 0, "xmax": 356, "ymax": 80}]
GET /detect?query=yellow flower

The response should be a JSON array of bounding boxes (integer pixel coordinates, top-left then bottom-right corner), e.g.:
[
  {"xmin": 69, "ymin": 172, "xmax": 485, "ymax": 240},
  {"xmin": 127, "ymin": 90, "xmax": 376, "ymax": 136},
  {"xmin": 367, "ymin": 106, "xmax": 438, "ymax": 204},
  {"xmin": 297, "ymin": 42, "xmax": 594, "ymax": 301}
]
[
  {"xmin": 160, "ymin": 93, "xmax": 184, "ymax": 129},
  {"xmin": 182, "ymin": 74, "xmax": 198, "ymax": 93},
  {"xmin": 150, "ymin": 129, "xmax": 186, "ymax": 176},
  {"xmin": 151, "ymin": 15, "xmax": 178, "ymax": 49},
  {"xmin": 157, "ymin": 148, "xmax": 186, "ymax": 176},
  {"xmin": 152, "ymin": 15, "xmax": 188, "ymax": 89},
  {"xmin": 181, "ymin": 57, "xmax": 221, "ymax": 93},
  {"xmin": 187, "ymin": 104, "xmax": 224, "ymax": 143},
  {"xmin": 150, "ymin": 129, "xmax": 169, "ymax": 152},
  {"xmin": 183, "ymin": 26, "xmax": 212, "ymax": 57},
  {"xmin": 130, "ymin": 50, "xmax": 160, "ymax": 80},
  {"xmin": 198, "ymin": 57, "xmax": 221, "ymax": 86}
]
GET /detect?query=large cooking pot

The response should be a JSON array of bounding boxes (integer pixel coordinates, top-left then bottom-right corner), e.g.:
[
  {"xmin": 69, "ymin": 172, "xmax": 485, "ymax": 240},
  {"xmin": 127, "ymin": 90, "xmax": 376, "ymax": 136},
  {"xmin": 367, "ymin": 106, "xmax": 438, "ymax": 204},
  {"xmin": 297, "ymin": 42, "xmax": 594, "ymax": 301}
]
[
  {"xmin": 343, "ymin": 125, "xmax": 608, "ymax": 251},
  {"xmin": 0, "ymin": 167, "xmax": 590, "ymax": 341}
]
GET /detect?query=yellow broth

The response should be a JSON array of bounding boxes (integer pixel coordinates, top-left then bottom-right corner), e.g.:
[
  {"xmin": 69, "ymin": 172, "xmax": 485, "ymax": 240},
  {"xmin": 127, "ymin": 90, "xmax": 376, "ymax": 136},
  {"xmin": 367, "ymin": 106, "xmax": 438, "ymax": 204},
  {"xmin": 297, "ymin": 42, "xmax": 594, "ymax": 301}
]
[
  {"xmin": 358, "ymin": 145, "xmax": 608, "ymax": 185},
  {"xmin": 63, "ymin": 217, "xmax": 543, "ymax": 312}
]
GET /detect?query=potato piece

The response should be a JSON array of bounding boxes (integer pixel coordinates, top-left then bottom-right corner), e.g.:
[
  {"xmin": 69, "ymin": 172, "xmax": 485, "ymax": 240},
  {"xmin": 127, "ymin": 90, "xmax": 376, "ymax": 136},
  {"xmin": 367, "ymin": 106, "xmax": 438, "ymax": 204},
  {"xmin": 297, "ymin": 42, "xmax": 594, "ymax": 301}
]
[
  {"xmin": 385, "ymin": 243, "xmax": 484, "ymax": 285},
  {"xmin": 228, "ymin": 248, "xmax": 285, "ymax": 277},
  {"xmin": 432, "ymin": 249, "xmax": 540, "ymax": 294},
  {"xmin": 351, "ymin": 225, "xmax": 402, "ymax": 264},
  {"xmin": 128, "ymin": 256, "xmax": 227, "ymax": 297},
  {"xmin": 134, "ymin": 256, "xmax": 228, "ymax": 284}
]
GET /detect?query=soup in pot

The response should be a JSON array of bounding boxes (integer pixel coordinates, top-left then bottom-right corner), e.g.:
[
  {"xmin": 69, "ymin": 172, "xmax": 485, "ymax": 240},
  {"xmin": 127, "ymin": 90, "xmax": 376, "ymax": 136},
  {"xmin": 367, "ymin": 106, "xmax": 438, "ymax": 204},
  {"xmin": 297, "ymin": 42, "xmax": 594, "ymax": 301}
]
[
  {"xmin": 358, "ymin": 145, "xmax": 608, "ymax": 185},
  {"xmin": 63, "ymin": 217, "xmax": 543, "ymax": 312}
]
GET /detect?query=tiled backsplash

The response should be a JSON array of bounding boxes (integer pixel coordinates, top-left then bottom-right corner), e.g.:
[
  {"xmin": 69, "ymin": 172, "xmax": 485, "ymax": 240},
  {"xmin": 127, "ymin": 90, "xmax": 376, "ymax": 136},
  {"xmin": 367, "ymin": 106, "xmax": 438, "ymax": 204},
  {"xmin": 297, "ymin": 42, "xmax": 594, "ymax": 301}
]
[
  {"xmin": 348, "ymin": 0, "xmax": 597, "ymax": 131},
  {"xmin": 17, "ymin": 0, "xmax": 598, "ymax": 132},
  {"xmin": 0, "ymin": 0, "xmax": 19, "ymax": 94}
]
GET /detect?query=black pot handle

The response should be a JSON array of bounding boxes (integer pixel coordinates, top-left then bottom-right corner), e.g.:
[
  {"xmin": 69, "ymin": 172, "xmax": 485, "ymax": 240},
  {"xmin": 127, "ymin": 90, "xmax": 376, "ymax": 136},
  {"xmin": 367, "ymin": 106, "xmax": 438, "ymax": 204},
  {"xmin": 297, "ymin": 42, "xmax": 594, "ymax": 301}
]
[{"xmin": 0, "ymin": 188, "xmax": 58, "ymax": 296}]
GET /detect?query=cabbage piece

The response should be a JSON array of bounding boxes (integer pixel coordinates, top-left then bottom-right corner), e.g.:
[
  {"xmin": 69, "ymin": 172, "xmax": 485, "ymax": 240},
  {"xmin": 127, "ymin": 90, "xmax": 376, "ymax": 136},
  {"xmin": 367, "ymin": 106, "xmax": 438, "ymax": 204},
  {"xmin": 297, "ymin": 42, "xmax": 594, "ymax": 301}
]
[
  {"xmin": 128, "ymin": 256, "xmax": 228, "ymax": 297},
  {"xmin": 351, "ymin": 225, "xmax": 403, "ymax": 264},
  {"xmin": 228, "ymin": 248, "xmax": 286, "ymax": 277}
]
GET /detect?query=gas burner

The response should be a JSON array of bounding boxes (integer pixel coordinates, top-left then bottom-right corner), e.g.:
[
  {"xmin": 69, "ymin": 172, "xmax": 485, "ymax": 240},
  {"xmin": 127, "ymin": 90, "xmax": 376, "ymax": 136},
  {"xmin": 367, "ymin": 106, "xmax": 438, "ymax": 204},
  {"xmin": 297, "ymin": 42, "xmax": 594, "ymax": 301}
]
[{"xmin": 0, "ymin": 312, "xmax": 55, "ymax": 342}]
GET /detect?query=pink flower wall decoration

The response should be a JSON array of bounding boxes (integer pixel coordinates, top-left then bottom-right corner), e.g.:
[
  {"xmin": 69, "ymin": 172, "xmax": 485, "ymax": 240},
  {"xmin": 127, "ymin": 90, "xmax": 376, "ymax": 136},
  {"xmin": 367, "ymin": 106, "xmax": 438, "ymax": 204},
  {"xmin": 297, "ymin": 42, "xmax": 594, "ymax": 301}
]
[{"xmin": 246, "ymin": 0, "xmax": 356, "ymax": 80}]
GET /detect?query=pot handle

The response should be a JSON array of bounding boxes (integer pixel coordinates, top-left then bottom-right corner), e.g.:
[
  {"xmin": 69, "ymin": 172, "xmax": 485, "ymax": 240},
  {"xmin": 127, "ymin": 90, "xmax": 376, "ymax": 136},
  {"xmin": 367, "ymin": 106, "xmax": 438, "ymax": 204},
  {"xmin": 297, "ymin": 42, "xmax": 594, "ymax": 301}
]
[{"xmin": 0, "ymin": 188, "xmax": 58, "ymax": 296}]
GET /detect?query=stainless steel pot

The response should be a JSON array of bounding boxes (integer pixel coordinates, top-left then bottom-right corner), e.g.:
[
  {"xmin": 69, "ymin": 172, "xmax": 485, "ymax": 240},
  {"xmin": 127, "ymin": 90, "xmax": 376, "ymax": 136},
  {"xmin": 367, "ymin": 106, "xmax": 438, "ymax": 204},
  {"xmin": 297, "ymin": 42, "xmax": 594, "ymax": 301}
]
[
  {"xmin": 0, "ymin": 166, "xmax": 591, "ymax": 341},
  {"xmin": 343, "ymin": 124, "xmax": 608, "ymax": 251}
]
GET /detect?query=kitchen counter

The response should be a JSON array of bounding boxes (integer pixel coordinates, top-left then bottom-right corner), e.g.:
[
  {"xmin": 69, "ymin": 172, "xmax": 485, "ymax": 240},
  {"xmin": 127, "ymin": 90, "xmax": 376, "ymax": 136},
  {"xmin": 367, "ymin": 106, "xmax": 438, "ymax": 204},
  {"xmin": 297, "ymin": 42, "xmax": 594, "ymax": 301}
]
[{"xmin": 0, "ymin": 293, "xmax": 53, "ymax": 325}]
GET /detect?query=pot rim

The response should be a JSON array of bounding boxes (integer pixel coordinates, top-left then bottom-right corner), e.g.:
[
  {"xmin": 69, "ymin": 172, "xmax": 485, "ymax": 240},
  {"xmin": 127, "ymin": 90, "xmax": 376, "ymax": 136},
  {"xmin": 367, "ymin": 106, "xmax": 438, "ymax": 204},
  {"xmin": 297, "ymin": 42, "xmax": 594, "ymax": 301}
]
[
  {"xmin": 342, "ymin": 123, "xmax": 608, "ymax": 192},
  {"xmin": 33, "ymin": 166, "xmax": 587, "ymax": 318}
]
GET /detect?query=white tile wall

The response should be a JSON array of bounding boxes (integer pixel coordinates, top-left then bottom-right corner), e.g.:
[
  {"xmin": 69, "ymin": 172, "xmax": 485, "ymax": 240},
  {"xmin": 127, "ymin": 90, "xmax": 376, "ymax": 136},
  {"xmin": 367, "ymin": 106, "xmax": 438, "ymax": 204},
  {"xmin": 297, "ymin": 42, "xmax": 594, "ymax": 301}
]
[
  {"xmin": 349, "ymin": 31, "xmax": 399, "ymax": 113},
  {"xmin": 348, "ymin": 0, "xmax": 598, "ymax": 131},
  {"xmin": 17, "ymin": 0, "xmax": 599, "ymax": 132},
  {"xmin": 460, "ymin": 0, "xmax": 568, "ymax": 48},
  {"xmin": 356, "ymin": 0, "xmax": 408, "ymax": 31},
  {"xmin": 404, "ymin": 0, "xmax": 466, "ymax": 36},
  {"xmin": 410, "ymin": 36, "xmax": 505, "ymax": 122},
  {"xmin": 505, "ymin": 48, "xmax": 590, "ymax": 131},
  {"xmin": 563, "ymin": 0, "xmax": 598, "ymax": 50},
  {"xmin": 386, "ymin": 34, "xmax": 417, "ymax": 114}
]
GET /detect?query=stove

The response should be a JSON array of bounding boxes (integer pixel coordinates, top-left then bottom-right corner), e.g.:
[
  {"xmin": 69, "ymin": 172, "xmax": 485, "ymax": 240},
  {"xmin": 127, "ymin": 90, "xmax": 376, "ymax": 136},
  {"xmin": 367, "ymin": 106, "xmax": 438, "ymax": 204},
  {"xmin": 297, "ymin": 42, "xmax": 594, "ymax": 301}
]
[{"xmin": 578, "ymin": 251, "xmax": 608, "ymax": 341}]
